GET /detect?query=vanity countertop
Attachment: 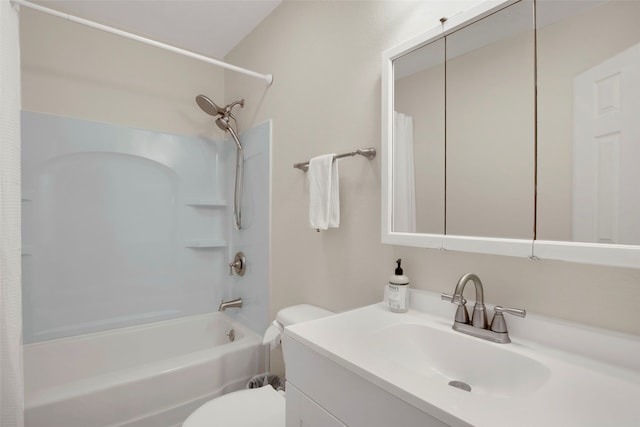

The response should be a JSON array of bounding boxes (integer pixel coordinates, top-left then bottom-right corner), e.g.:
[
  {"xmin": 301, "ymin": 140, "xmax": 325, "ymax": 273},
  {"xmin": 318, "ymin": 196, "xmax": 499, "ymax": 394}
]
[{"xmin": 285, "ymin": 289, "xmax": 640, "ymax": 427}]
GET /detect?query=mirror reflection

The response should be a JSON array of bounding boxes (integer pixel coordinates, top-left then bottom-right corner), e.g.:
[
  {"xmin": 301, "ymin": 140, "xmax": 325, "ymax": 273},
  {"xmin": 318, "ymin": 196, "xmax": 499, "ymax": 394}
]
[
  {"xmin": 445, "ymin": 0, "xmax": 535, "ymax": 239},
  {"xmin": 391, "ymin": 0, "xmax": 535, "ymax": 238},
  {"xmin": 536, "ymin": 0, "xmax": 640, "ymax": 245},
  {"xmin": 393, "ymin": 39, "xmax": 445, "ymax": 234}
]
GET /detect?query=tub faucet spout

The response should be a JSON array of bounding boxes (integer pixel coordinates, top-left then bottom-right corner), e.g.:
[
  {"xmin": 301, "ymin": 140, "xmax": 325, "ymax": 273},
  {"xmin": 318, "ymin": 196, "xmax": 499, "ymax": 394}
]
[{"xmin": 219, "ymin": 298, "xmax": 242, "ymax": 311}]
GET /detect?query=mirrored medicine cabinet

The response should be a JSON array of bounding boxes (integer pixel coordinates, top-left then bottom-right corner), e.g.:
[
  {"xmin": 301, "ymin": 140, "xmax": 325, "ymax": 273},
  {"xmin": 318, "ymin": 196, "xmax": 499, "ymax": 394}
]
[{"xmin": 381, "ymin": 0, "xmax": 640, "ymax": 267}]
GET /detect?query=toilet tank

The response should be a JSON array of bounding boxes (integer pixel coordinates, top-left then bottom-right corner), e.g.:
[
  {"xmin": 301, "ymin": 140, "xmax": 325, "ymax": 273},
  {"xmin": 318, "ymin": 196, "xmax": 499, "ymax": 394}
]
[
  {"xmin": 265, "ymin": 304, "xmax": 334, "ymax": 375},
  {"xmin": 276, "ymin": 304, "xmax": 334, "ymax": 328}
]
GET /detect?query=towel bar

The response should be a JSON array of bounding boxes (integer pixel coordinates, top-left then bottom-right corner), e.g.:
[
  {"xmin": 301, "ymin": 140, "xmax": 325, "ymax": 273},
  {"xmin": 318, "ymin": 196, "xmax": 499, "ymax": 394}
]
[{"xmin": 293, "ymin": 148, "xmax": 376, "ymax": 172}]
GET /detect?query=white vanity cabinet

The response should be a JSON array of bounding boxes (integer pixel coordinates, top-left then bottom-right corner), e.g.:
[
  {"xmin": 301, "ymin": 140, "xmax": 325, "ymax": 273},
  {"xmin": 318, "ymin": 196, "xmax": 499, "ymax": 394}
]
[
  {"xmin": 283, "ymin": 332, "xmax": 451, "ymax": 427},
  {"xmin": 285, "ymin": 383, "xmax": 346, "ymax": 427},
  {"xmin": 283, "ymin": 292, "xmax": 640, "ymax": 427}
]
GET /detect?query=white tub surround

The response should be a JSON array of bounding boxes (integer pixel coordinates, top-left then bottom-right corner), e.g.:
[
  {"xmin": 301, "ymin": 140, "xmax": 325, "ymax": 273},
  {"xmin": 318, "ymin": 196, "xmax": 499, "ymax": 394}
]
[
  {"xmin": 284, "ymin": 289, "xmax": 640, "ymax": 427},
  {"xmin": 24, "ymin": 312, "xmax": 265, "ymax": 427}
]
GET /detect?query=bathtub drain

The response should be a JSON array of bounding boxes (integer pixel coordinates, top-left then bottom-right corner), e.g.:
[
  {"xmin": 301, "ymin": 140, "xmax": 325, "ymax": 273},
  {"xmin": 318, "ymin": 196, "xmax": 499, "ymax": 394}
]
[{"xmin": 226, "ymin": 329, "xmax": 236, "ymax": 342}]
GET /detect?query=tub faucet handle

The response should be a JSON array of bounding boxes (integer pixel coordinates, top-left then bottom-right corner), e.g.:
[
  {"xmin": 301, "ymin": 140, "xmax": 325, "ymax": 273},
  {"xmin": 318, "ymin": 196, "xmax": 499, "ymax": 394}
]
[{"xmin": 229, "ymin": 252, "xmax": 246, "ymax": 276}]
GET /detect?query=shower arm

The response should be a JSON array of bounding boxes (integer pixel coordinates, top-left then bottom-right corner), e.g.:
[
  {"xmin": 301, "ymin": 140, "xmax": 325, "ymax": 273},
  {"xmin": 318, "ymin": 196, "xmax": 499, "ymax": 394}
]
[{"xmin": 226, "ymin": 101, "xmax": 244, "ymax": 114}]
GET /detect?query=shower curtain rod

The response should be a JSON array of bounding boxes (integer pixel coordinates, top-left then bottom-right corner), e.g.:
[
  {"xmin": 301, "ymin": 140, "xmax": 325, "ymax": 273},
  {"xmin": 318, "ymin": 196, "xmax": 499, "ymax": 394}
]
[{"xmin": 11, "ymin": 0, "xmax": 274, "ymax": 85}]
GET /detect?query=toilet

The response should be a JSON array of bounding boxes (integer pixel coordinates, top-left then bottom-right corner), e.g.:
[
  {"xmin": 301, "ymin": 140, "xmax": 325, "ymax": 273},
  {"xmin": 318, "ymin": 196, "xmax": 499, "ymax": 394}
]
[{"xmin": 182, "ymin": 304, "xmax": 334, "ymax": 427}]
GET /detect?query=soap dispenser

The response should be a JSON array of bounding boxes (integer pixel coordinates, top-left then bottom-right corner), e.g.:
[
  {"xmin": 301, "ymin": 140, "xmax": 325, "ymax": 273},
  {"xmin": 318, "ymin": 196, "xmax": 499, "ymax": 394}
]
[{"xmin": 388, "ymin": 259, "xmax": 409, "ymax": 313}]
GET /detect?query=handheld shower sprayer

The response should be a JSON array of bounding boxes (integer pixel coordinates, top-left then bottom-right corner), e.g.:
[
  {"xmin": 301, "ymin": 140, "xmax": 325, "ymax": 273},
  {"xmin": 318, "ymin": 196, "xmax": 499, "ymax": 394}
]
[{"xmin": 195, "ymin": 94, "xmax": 246, "ymax": 229}]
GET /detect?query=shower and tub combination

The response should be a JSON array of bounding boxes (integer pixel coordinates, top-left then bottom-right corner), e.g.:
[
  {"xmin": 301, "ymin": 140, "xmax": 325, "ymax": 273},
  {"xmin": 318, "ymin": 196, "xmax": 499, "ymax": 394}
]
[
  {"xmin": 21, "ymin": 96, "xmax": 272, "ymax": 426},
  {"xmin": 11, "ymin": 2, "xmax": 273, "ymax": 426}
]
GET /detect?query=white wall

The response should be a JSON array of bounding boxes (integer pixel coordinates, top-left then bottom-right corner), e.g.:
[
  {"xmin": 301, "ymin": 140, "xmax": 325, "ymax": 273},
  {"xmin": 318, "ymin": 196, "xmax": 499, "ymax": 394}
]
[
  {"xmin": 226, "ymin": 0, "xmax": 430, "ymax": 317},
  {"xmin": 225, "ymin": 0, "xmax": 640, "ymax": 341},
  {"xmin": 20, "ymin": 8, "xmax": 224, "ymax": 137}
]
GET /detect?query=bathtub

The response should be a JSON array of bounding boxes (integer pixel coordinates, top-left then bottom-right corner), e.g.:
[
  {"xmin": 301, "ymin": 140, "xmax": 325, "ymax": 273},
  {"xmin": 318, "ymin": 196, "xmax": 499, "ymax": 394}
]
[{"xmin": 24, "ymin": 312, "xmax": 266, "ymax": 427}]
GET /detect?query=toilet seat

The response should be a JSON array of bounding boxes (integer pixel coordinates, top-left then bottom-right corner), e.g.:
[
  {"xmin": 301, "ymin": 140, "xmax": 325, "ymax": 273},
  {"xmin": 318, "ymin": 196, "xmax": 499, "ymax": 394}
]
[
  {"xmin": 183, "ymin": 305, "xmax": 334, "ymax": 427},
  {"xmin": 182, "ymin": 385, "xmax": 285, "ymax": 427}
]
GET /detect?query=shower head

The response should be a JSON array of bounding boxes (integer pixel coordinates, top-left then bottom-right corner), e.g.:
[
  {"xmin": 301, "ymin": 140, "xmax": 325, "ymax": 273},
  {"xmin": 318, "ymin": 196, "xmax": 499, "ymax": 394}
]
[
  {"xmin": 195, "ymin": 94, "xmax": 225, "ymax": 116},
  {"xmin": 196, "ymin": 95, "xmax": 245, "ymax": 118},
  {"xmin": 196, "ymin": 94, "xmax": 245, "ymax": 151}
]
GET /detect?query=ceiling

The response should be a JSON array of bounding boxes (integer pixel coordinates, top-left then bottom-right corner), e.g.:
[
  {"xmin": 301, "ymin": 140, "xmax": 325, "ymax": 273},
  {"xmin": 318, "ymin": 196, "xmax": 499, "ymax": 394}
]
[{"xmin": 35, "ymin": 0, "xmax": 282, "ymax": 59}]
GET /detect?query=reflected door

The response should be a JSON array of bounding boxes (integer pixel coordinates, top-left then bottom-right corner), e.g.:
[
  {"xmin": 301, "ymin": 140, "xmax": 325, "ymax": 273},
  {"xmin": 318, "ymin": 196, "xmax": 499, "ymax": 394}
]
[{"xmin": 573, "ymin": 42, "xmax": 640, "ymax": 244}]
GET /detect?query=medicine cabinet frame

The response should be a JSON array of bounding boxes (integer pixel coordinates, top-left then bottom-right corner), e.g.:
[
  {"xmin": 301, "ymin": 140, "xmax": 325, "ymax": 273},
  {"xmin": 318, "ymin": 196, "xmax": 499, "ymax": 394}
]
[{"xmin": 381, "ymin": 0, "xmax": 640, "ymax": 268}]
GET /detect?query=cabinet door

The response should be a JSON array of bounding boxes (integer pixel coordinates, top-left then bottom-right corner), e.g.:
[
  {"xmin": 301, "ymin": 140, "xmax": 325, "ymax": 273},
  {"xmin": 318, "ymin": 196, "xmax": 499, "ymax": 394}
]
[{"xmin": 286, "ymin": 383, "xmax": 347, "ymax": 427}]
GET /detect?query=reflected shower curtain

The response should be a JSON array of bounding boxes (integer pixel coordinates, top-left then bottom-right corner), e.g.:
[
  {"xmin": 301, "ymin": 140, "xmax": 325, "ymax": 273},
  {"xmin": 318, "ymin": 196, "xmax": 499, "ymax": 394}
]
[
  {"xmin": 392, "ymin": 112, "xmax": 416, "ymax": 232},
  {"xmin": 0, "ymin": 1, "xmax": 24, "ymax": 426}
]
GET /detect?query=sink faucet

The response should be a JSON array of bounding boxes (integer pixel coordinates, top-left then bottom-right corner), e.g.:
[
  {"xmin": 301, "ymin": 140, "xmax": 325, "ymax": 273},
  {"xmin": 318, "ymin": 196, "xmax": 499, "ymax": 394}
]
[
  {"xmin": 219, "ymin": 297, "xmax": 242, "ymax": 311},
  {"xmin": 442, "ymin": 273, "xmax": 525, "ymax": 344},
  {"xmin": 451, "ymin": 272, "xmax": 487, "ymax": 329}
]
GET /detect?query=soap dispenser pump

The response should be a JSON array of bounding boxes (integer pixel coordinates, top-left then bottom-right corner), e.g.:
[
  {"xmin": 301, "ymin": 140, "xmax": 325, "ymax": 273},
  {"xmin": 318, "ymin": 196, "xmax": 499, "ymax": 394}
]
[{"xmin": 388, "ymin": 259, "xmax": 409, "ymax": 313}]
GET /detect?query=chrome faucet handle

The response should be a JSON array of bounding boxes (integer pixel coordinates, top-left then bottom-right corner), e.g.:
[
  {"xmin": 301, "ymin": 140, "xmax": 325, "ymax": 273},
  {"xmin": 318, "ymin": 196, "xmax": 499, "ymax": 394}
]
[
  {"xmin": 441, "ymin": 293, "xmax": 469, "ymax": 324},
  {"xmin": 495, "ymin": 306, "xmax": 526, "ymax": 317},
  {"xmin": 490, "ymin": 306, "xmax": 526, "ymax": 333},
  {"xmin": 228, "ymin": 261, "xmax": 237, "ymax": 276},
  {"xmin": 441, "ymin": 293, "xmax": 465, "ymax": 304},
  {"xmin": 228, "ymin": 252, "xmax": 246, "ymax": 276},
  {"xmin": 441, "ymin": 293, "xmax": 454, "ymax": 302}
]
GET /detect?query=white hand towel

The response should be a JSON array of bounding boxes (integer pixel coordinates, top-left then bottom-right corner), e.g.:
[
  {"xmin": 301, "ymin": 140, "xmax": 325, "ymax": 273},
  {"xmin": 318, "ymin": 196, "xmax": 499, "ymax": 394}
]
[{"xmin": 308, "ymin": 154, "xmax": 340, "ymax": 230}]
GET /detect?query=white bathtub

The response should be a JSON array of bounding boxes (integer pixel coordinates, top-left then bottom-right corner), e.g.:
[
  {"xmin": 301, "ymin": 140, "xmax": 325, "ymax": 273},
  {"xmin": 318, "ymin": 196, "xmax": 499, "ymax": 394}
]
[{"xmin": 24, "ymin": 312, "xmax": 266, "ymax": 427}]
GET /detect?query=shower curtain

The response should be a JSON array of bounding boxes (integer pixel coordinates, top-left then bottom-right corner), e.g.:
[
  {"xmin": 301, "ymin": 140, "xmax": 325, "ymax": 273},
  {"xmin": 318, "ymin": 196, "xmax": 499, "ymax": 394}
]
[
  {"xmin": 0, "ymin": 1, "xmax": 24, "ymax": 426},
  {"xmin": 393, "ymin": 111, "xmax": 416, "ymax": 233}
]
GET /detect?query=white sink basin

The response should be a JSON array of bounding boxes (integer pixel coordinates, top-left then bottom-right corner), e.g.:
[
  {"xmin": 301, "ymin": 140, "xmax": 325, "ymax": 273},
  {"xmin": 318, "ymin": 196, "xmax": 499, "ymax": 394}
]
[
  {"xmin": 285, "ymin": 289, "xmax": 640, "ymax": 426},
  {"xmin": 365, "ymin": 323, "xmax": 550, "ymax": 398}
]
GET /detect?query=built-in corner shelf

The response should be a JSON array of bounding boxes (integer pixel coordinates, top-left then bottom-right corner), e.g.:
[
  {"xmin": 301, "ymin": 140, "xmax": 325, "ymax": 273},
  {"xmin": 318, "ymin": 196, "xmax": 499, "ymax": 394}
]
[
  {"xmin": 184, "ymin": 239, "xmax": 227, "ymax": 248},
  {"xmin": 184, "ymin": 198, "xmax": 227, "ymax": 249},
  {"xmin": 184, "ymin": 198, "xmax": 227, "ymax": 207},
  {"xmin": 22, "ymin": 246, "xmax": 33, "ymax": 256}
]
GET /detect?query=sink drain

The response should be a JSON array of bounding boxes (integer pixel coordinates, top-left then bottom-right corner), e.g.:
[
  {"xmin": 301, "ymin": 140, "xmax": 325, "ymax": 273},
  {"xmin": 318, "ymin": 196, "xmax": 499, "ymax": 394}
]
[{"xmin": 448, "ymin": 380, "xmax": 472, "ymax": 392}]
